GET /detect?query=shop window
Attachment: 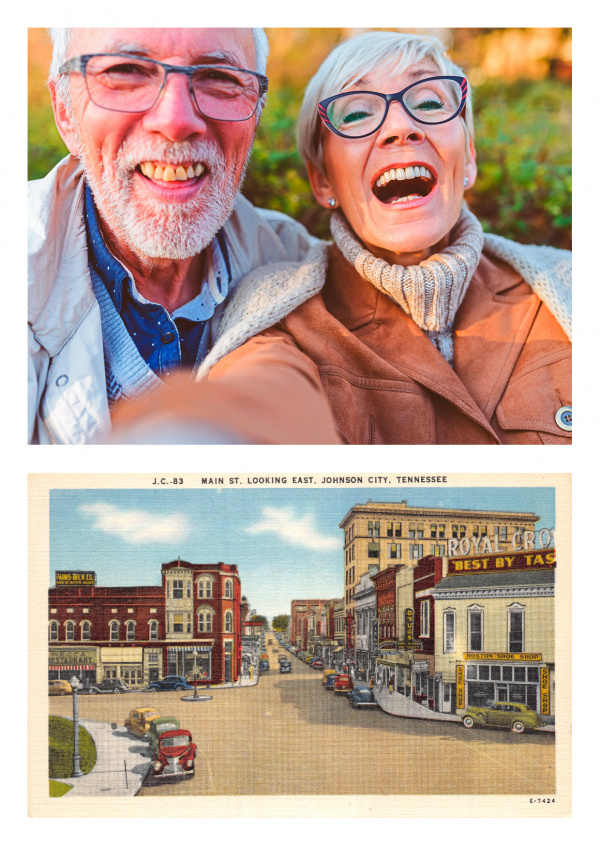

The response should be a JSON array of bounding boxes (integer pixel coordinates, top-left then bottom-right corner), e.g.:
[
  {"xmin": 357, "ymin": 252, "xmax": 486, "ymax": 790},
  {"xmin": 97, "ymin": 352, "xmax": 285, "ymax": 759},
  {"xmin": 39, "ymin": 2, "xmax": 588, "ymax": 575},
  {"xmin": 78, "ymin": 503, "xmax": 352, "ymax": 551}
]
[
  {"xmin": 110, "ymin": 621, "xmax": 119, "ymax": 641},
  {"xmin": 527, "ymin": 667, "xmax": 539, "ymax": 683},
  {"xmin": 502, "ymin": 666, "xmax": 513, "ymax": 681},
  {"xmin": 466, "ymin": 664, "xmax": 477, "ymax": 680},
  {"xmin": 468, "ymin": 608, "xmax": 483, "ymax": 651},
  {"xmin": 81, "ymin": 621, "xmax": 91, "ymax": 641},
  {"xmin": 149, "ymin": 620, "xmax": 158, "ymax": 640},
  {"xmin": 65, "ymin": 621, "xmax": 75, "ymax": 641},
  {"xmin": 49, "ymin": 621, "xmax": 59, "ymax": 641},
  {"xmin": 508, "ymin": 606, "xmax": 524, "ymax": 652},
  {"xmin": 491, "ymin": 665, "xmax": 501, "ymax": 681},
  {"xmin": 514, "ymin": 666, "xmax": 526, "ymax": 683},
  {"xmin": 443, "ymin": 610, "xmax": 455, "ymax": 653},
  {"xmin": 126, "ymin": 621, "xmax": 136, "ymax": 641}
]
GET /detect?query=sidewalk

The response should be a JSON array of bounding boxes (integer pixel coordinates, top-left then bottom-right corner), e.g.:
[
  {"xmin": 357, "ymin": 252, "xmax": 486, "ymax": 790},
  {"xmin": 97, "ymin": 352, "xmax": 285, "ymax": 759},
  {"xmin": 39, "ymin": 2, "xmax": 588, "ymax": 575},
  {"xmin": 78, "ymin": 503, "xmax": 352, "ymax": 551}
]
[{"xmin": 53, "ymin": 719, "xmax": 152, "ymax": 797}]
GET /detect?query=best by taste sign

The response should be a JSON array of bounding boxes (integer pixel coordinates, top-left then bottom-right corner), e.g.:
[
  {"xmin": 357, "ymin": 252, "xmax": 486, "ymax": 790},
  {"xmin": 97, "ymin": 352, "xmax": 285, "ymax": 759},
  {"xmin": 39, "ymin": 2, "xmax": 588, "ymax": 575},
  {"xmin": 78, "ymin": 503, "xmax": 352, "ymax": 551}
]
[{"xmin": 448, "ymin": 550, "xmax": 555, "ymax": 575}]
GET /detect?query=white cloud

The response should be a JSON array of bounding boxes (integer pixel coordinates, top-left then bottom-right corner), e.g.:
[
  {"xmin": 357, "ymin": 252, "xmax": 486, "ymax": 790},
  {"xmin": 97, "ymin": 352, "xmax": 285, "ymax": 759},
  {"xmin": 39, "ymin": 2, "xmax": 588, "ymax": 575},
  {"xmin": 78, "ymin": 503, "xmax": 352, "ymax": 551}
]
[
  {"xmin": 78, "ymin": 503, "xmax": 190, "ymax": 545},
  {"xmin": 245, "ymin": 506, "xmax": 339, "ymax": 551}
]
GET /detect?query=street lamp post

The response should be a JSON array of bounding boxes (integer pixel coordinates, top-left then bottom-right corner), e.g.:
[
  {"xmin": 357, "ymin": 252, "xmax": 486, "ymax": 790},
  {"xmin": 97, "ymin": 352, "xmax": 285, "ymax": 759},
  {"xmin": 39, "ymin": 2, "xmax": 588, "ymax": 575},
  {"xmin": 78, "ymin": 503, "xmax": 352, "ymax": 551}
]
[{"xmin": 69, "ymin": 676, "xmax": 83, "ymax": 777}]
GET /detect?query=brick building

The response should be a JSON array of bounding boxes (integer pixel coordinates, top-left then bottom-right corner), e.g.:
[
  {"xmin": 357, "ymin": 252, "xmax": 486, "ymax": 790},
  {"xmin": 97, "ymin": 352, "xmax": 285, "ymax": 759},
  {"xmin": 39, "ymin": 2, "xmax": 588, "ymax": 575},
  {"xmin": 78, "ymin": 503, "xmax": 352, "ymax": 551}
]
[{"xmin": 48, "ymin": 560, "xmax": 244, "ymax": 688}]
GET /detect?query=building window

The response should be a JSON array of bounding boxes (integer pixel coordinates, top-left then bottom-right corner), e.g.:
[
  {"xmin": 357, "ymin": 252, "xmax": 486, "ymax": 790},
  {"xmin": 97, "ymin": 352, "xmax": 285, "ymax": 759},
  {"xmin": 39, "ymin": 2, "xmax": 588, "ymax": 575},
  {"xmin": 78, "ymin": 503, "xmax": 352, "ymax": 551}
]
[
  {"xmin": 388, "ymin": 543, "xmax": 400, "ymax": 559},
  {"xmin": 49, "ymin": 621, "xmax": 59, "ymax": 641},
  {"xmin": 430, "ymin": 524, "xmax": 437, "ymax": 538},
  {"xmin": 368, "ymin": 543, "xmax": 380, "ymax": 558},
  {"xmin": 110, "ymin": 621, "xmax": 119, "ymax": 641},
  {"xmin": 172, "ymin": 613, "xmax": 184, "ymax": 633},
  {"xmin": 460, "ymin": 525, "xmax": 466, "ymax": 538},
  {"xmin": 468, "ymin": 608, "xmax": 483, "ymax": 651},
  {"xmin": 409, "ymin": 544, "xmax": 424, "ymax": 559},
  {"xmin": 501, "ymin": 525, "xmax": 508, "ymax": 541},
  {"xmin": 149, "ymin": 620, "xmax": 158, "ymax": 640},
  {"xmin": 126, "ymin": 621, "xmax": 136, "ymax": 641},
  {"xmin": 224, "ymin": 611, "xmax": 233, "ymax": 633},
  {"xmin": 443, "ymin": 610, "xmax": 455, "ymax": 653},
  {"xmin": 81, "ymin": 621, "xmax": 91, "ymax": 641},
  {"xmin": 409, "ymin": 522, "xmax": 415, "ymax": 539},
  {"xmin": 452, "ymin": 524, "xmax": 458, "ymax": 538},
  {"xmin": 395, "ymin": 523, "xmax": 402, "ymax": 538},
  {"xmin": 438, "ymin": 524, "xmax": 445, "ymax": 539},
  {"xmin": 224, "ymin": 579, "xmax": 233, "ymax": 599},
  {"xmin": 387, "ymin": 522, "xmax": 393, "ymax": 537},
  {"xmin": 198, "ymin": 608, "xmax": 213, "ymax": 633},
  {"xmin": 172, "ymin": 579, "xmax": 184, "ymax": 599},
  {"xmin": 473, "ymin": 525, "xmax": 479, "ymax": 537},
  {"xmin": 65, "ymin": 621, "xmax": 75, "ymax": 641},
  {"xmin": 417, "ymin": 523, "xmax": 424, "ymax": 539},
  {"xmin": 420, "ymin": 600, "xmax": 430, "ymax": 638},
  {"xmin": 197, "ymin": 578, "xmax": 213, "ymax": 599},
  {"xmin": 508, "ymin": 606, "xmax": 524, "ymax": 652}
]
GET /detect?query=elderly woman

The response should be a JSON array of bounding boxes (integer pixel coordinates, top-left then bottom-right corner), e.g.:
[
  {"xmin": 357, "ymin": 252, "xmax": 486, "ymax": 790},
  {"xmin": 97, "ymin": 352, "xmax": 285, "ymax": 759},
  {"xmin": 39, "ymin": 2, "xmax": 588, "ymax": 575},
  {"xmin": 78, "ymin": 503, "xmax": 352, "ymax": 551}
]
[{"xmin": 116, "ymin": 30, "xmax": 571, "ymax": 445}]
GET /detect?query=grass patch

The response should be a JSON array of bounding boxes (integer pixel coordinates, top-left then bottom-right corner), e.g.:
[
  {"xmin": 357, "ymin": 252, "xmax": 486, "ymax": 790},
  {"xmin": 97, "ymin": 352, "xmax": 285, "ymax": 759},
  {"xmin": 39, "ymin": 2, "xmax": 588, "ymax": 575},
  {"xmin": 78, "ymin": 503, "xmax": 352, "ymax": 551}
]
[
  {"xmin": 49, "ymin": 779, "xmax": 73, "ymax": 797},
  {"xmin": 49, "ymin": 716, "xmax": 97, "ymax": 779}
]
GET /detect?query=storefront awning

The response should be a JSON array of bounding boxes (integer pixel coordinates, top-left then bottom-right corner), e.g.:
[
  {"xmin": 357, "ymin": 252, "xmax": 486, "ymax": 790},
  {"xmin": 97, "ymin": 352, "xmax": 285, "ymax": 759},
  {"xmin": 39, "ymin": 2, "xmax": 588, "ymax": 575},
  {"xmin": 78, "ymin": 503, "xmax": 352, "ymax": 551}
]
[
  {"xmin": 333, "ymin": 646, "xmax": 344, "ymax": 653},
  {"xmin": 376, "ymin": 654, "xmax": 410, "ymax": 666},
  {"xmin": 168, "ymin": 646, "xmax": 211, "ymax": 653},
  {"xmin": 49, "ymin": 664, "xmax": 95, "ymax": 671}
]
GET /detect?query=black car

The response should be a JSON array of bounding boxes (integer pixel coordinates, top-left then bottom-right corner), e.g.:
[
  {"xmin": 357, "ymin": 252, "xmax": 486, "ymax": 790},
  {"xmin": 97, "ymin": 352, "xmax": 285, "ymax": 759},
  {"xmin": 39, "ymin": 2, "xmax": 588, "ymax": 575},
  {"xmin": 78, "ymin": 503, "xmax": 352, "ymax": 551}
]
[
  {"xmin": 146, "ymin": 675, "xmax": 193, "ymax": 692},
  {"xmin": 79, "ymin": 678, "xmax": 130, "ymax": 694},
  {"xmin": 348, "ymin": 686, "xmax": 379, "ymax": 709},
  {"xmin": 279, "ymin": 661, "xmax": 292, "ymax": 674},
  {"xmin": 259, "ymin": 660, "xmax": 270, "ymax": 673}
]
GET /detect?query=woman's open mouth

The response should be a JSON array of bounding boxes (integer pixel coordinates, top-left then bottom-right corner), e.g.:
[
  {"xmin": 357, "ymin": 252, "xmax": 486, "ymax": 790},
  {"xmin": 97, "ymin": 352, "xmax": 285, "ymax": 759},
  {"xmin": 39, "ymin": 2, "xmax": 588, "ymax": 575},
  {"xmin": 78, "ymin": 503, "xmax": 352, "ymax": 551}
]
[{"xmin": 372, "ymin": 165, "xmax": 436, "ymax": 205}]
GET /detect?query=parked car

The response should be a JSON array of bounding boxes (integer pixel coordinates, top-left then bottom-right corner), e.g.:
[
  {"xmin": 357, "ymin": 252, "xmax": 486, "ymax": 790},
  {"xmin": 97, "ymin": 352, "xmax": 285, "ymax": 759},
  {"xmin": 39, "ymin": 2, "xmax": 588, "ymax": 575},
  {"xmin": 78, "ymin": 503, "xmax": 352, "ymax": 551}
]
[
  {"xmin": 79, "ymin": 678, "xmax": 130, "ymax": 695},
  {"xmin": 125, "ymin": 707, "xmax": 162, "ymax": 739},
  {"xmin": 462, "ymin": 701, "xmax": 544, "ymax": 733},
  {"xmin": 322, "ymin": 669, "xmax": 337, "ymax": 684},
  {"xmin": 303, "ymin": 655, "xmax": 314, "ymax": 664},
  {"xmin": 348, "ymin": 686, "xmax": 379, "ymax": 709},
  {"xmin": 311, "ymin": 659, "xmax": 324, "ymax": 670},
  {"xmin": 148, "ymin": 717, "xmax": 181, "ymax": 754},
  {"xmin": 151, "ymin": 729, "xmax": 196, "ymax": 779},
  {"xmin": 146, "ymin": 675, "xmax": 193, "ymax": 692},
  {"xmin": 49, "ymin": 679, "xmax": 72, "ymax": 696},
  {"xmin": 324, "ymin": 673, "xmax": 339, "ymax": 690},
  {"xmin": 259, "ymin": 660, "xmax": 270, "ymax": 673},
  {"xmin": 334, "ymin": 674, "xmax": 354, "ymax": 695},
  {"xmin": 279, "ymin": 661, "xmax": 292, "ymax": 674}
]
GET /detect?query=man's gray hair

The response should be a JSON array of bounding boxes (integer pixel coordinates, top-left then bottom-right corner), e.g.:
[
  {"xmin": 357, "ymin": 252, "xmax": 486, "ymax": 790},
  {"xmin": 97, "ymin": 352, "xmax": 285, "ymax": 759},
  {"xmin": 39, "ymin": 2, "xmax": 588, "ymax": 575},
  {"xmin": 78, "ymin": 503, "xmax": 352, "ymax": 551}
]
[
  {"xmin": 297, "ymin": 30, "xmax": 474, "ymax": 174},
  {"xmin": 49, "ymin": 27, "xmax": 270, "ymax": 105}
]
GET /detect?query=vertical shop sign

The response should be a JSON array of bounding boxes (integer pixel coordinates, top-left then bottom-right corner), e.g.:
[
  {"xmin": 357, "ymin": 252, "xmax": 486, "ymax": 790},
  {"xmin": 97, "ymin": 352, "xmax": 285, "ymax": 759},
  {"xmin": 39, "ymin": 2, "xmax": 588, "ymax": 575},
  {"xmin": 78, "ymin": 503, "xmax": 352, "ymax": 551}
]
[
  {"xmin": 456, "ymin": 664, "xmax": 465, "ymax": 709},
  {"xmin": 540, "ymin": 666, "xmax": 550, "ymax": 714}
]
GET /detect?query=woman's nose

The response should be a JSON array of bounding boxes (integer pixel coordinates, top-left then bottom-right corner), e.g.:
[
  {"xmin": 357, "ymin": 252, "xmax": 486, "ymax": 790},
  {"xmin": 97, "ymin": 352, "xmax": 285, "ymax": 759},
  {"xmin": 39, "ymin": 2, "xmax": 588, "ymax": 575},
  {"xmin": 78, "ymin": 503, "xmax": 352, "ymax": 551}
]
[
  {"xmin": 375, "ymin": 99, "xmax": 426, "ymax": 146},
  {"xmin": 141, "ymin": 71, "xmax": 208, "ymax": 142}
]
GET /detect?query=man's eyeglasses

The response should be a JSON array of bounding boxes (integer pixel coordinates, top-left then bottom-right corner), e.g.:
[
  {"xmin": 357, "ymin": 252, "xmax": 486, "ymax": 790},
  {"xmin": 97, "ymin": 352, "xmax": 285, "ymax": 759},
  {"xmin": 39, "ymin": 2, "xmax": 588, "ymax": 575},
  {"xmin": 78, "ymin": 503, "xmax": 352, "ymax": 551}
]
[
  {"xmin": 59, "ymin": 53, "xmax": 269, "ymax": 122},
  {"xmin": 318, "ymin": 76, "xmax": 468, "ymax": 139}
]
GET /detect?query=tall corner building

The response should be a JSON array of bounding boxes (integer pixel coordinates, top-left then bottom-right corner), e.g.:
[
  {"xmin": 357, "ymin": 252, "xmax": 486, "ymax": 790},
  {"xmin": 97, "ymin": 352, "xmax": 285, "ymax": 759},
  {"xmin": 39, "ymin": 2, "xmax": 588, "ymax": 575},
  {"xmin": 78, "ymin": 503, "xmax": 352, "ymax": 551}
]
[{"xmin": 339, "ymin": 501, "xmax": 541, "ymax": 616}]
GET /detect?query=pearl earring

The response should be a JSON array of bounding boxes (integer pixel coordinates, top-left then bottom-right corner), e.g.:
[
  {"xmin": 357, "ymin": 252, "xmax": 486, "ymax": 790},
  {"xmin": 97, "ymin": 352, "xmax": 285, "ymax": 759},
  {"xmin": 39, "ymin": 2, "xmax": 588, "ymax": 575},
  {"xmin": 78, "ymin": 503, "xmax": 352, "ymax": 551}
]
[
  {"xmin": 463, "ymin": 177, "xmax": 469, "ymax": 188},
  {"xmin": 328, "ymin": 198, "xmax": 337, "ymax": 208}
]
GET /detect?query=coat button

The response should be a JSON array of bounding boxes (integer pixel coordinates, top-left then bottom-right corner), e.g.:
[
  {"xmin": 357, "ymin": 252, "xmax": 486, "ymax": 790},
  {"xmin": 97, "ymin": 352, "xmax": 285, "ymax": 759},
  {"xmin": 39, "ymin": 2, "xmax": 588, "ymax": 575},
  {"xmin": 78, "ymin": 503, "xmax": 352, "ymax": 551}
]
[
  {"xmin": 555, "ymin": 406, "xmax": 572, "ymax": 431},
  {"xmin": 161, "ymin": 332, "xmax": 176, "ymax": 345}
]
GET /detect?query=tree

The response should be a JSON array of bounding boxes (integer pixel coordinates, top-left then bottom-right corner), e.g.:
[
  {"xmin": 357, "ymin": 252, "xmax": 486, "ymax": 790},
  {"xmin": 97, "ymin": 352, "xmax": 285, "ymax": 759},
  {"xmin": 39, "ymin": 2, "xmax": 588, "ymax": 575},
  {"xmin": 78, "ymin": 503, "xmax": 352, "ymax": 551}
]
[
  {"xmin": 272, "ymin": 614, "xmax": 290, "ymax": 632},
  {"xmin": 251, "ymin": 615, "xmax": 268, "ymax": 629}
]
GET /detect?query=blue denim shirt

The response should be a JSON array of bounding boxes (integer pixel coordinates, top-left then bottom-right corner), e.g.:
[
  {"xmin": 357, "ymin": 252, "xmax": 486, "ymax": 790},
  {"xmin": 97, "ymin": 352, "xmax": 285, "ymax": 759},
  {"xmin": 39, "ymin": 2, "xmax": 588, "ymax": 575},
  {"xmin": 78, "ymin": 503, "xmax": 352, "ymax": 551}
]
[{"xmin": 84, "ymin": 184, "xmax": 231, "ymax": 375}]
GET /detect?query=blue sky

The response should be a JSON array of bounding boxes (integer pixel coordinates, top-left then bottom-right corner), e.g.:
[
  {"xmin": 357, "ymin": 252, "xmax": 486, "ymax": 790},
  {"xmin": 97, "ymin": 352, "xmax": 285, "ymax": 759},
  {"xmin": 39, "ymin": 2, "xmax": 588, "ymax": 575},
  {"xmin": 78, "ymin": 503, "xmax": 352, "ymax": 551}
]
[{"xmin": 50, "ymin": 486, "xmax": 556, "ymax": 620}]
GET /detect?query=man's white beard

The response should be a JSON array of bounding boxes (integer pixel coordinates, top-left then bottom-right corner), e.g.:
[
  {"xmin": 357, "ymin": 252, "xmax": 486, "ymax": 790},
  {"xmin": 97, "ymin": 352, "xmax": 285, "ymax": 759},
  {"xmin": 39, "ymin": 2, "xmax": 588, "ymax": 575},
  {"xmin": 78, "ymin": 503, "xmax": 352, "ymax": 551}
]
[{"xmin": 78, "ymin": 135, "xmax": 250, "ymax": 260}]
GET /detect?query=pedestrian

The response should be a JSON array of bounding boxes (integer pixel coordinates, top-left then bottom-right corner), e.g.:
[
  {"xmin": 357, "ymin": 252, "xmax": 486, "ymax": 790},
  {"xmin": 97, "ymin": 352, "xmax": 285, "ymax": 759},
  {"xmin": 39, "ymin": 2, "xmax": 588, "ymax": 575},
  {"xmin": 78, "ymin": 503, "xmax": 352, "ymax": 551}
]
[
  {"xmin": 389, "ymin": 675, "xmax": 395, "ymax": 695},
  {"xmin": 369, "ymin": 677, "xmax": 374, "ymax": 691}
]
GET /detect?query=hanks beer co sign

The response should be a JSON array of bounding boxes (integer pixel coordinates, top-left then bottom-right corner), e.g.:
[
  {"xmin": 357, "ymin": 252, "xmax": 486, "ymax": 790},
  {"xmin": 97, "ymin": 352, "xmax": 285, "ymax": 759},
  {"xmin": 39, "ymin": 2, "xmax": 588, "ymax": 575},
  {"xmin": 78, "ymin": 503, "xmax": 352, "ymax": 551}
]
[
  {"xmin": 55, "ymin": 571, "xmax": 96, "ymax": 587},
  {"xmin": 448, "ymin": 549, "xmax": 555, "ymax": 575}
]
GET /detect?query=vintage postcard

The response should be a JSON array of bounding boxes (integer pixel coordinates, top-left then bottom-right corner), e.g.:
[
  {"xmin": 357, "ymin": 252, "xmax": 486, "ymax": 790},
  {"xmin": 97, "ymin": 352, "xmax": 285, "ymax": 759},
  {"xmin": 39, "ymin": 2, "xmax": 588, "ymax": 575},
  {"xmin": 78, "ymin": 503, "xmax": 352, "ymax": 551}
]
[{"xmin": 29, "ymin": 472, "xmax": 571, "ymax": 818}]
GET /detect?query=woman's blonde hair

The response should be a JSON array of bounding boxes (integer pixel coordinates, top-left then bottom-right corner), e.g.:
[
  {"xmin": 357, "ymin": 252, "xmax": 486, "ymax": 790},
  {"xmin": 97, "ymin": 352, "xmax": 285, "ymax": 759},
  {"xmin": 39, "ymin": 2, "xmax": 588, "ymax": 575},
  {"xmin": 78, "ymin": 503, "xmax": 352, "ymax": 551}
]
[{"xmin": 297, "ymin": 30, "xmax": 474, "ymax": 173}]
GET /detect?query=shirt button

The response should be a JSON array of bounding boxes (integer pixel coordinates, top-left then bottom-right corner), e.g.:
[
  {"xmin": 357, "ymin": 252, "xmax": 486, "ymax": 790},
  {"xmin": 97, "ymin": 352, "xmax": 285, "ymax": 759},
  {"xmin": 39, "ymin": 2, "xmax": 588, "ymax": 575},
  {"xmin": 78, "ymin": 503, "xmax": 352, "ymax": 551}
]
[
  {"xmin": 555, "ymin": 406, "xmax": 572, "ymax": 431},
  {"xmin": 161, "ymin": 332, "xmax": 176, "ymax": 345}
]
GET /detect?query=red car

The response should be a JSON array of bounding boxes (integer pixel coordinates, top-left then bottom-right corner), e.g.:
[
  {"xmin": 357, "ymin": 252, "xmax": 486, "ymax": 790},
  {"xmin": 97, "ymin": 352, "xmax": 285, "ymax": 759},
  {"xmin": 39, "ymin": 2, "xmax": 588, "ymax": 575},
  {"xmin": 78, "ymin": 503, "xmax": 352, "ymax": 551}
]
[
  {"xmin": 151, "ymin": 729, "xmax": 196, "ymax": 779},
  {"xmin": 334, "ymin": 674, "xmax": 354, "ymax": 695}
]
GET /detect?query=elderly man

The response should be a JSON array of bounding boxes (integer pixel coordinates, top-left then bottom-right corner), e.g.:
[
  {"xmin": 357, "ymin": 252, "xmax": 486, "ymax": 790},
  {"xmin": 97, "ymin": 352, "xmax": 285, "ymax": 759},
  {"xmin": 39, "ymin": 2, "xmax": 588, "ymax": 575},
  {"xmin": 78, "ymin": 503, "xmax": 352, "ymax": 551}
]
[{"xmin": 29, "ymin": 28, "xmax": 338, "ymax": 444}]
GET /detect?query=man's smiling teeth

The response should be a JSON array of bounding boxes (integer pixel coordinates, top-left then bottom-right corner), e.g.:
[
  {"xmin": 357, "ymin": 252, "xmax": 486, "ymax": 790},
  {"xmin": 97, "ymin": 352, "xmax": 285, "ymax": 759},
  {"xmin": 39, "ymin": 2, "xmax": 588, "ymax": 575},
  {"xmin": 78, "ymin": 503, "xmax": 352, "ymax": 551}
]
[
  {"xmin": 375, "ymin": 165, "xmax": 432, "ymax": 188},
  {"xmin": 140, "ymin": 162, "xmax": 205, "ymax": 181}
]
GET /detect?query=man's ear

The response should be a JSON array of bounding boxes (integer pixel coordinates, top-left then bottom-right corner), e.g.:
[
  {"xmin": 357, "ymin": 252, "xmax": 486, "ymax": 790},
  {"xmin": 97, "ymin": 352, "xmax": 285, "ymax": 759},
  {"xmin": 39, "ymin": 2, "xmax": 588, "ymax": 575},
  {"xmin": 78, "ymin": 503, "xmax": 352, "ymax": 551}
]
[
  {"xmin": 463, "ymin": 135, "xmax": 477, "ymax": 190},
  {"xmin": 306, "ymin": 159, "xmax": 336, "ymax": 209},
  {"xmin": 49, "ymin": 79, "xmax": 80, "ymax": 157}
]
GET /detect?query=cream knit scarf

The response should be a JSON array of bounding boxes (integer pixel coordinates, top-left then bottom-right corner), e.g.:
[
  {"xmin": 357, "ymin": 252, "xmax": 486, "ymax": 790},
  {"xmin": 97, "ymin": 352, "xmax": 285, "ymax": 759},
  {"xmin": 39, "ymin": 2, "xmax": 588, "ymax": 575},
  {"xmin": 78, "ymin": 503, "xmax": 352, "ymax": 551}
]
[{"xmin": 330, "ymin": 207, "xmax": 484, "ymax": 364}]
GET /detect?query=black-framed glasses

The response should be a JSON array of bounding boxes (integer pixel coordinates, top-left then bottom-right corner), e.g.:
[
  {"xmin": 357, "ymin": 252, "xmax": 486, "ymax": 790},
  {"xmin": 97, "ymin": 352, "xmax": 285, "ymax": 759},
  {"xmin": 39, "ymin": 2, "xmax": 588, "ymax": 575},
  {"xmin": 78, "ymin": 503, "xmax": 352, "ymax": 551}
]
[
  {"xmin": 318, "ymin": 76, "xmax": 468, "ymax": 138},
  {"xmin": 59, "ymin": 53, "xmax": 269, "ymax": 121}
]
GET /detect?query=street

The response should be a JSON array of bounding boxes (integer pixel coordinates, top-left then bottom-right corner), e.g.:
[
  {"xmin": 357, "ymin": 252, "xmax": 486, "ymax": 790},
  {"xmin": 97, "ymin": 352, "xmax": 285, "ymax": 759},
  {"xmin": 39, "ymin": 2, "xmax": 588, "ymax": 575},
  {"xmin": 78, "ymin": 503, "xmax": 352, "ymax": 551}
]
[{"xmin": 49, "ymin": 642, "xmax": 555, "ymax": 796}]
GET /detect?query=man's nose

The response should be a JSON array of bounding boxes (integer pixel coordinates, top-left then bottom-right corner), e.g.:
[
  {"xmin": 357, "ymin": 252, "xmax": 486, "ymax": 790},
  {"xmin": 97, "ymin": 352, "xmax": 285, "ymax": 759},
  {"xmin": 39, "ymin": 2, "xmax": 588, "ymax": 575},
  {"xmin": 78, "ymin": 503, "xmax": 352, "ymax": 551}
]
[
  {"xmin": 375, "ymin": 99, "xmax": 426, "ymax": 146},
  {"xmin": 141, "ymin": 71, "xmax": 207, "ymax": 141}
]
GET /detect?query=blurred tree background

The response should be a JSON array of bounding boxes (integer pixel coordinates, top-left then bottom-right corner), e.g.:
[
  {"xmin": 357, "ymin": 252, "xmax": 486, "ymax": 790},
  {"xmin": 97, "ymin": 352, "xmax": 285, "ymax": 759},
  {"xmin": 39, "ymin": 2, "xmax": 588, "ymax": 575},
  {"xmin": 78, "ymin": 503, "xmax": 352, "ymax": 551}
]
[{"xmin": 29, "ymin": 27, "xmax": 571, "ymax": 248}]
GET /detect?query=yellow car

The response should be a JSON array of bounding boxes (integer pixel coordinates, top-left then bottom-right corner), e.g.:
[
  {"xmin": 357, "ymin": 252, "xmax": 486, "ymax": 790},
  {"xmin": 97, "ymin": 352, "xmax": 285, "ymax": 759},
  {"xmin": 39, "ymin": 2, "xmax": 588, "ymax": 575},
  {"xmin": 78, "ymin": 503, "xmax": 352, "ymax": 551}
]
[
  {"xmin": 322, "ymin": 669, "xmax": 338, "ymax": 686},
  {"xmin": 49, "ymin": 679, "xmax": 72, "ymax": 696},
  {"xmin": 124, "ymin": 707, "xmax": 162, "ymax": 739}
]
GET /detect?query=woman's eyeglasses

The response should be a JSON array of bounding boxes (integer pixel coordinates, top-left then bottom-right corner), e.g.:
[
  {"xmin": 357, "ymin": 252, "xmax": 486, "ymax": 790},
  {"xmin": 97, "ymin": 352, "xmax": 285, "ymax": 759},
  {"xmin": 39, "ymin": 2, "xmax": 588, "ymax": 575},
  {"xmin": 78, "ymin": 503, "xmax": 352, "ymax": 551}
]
[
  {"xmin": 59, "ymin": 53, "xmax": 269, "ymax": 121},
  {"xmin": 318, "ymin": 76, "xmax": 467, "ymax": 138}
]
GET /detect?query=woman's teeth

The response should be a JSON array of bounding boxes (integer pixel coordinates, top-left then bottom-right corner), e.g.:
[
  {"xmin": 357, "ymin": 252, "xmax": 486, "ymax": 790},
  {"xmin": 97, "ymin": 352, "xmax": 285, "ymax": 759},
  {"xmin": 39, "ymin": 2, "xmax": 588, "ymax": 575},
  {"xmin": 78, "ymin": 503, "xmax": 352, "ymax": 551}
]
[
  {"xmin": 139, "ymin": 162, "xmax": 205, "ymax": 182},
  {"xmin": 375, "ymin": 165, "xmax": 432, "ymax": 188}
]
